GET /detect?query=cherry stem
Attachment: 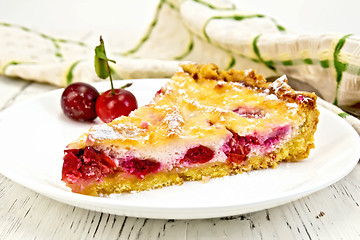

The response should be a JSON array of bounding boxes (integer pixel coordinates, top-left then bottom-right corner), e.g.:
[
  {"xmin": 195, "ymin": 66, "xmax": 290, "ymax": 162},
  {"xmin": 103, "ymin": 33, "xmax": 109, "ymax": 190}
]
[
  {"xmin": 120, "ymin": 83, "xmax": 133, "ymax": 89},
  {"xmin": 106, "ymin": 61, "xmax": 116, "ymax": 95},
  {"xmin": 100, "ymin": 36, "xmax": 116, "ymax": 96}
]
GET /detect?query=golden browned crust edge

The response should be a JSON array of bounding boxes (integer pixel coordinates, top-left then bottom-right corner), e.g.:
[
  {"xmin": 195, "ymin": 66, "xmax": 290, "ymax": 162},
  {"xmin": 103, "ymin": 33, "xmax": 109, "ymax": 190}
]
[{"xmin": 179, "ymin": 62, "xmax": 318, "ymax": 111}]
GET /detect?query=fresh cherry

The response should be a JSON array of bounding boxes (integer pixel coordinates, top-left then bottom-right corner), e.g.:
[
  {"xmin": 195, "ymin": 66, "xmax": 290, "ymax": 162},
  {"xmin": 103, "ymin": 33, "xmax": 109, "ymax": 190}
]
[
  {"xmin": 95, "ymin": 85, "xmax": 138, "ymax": 123},
  {"xmin": 61, "ymin": 82, "xmax": 99, "ymax": 121},
  {"xmin": 93, "ymin": 36, "xmax": 138, "ymax": 123}
]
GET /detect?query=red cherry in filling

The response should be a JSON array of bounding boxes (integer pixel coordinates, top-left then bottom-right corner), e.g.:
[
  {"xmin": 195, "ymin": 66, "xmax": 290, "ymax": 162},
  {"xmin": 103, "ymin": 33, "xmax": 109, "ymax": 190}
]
[
  {"xmin": 62, "ymin": 150, "xmax": 82, "ymax": 182},
  {"xmin": 61, "ymin": 83, "xmax": 99, "ymax": 121},
  {"xmin": 121, "ymin": 158, "xmax": 160, "ymax": 179},
  {"xmin": 224, "ymin": 133, "xmax": 258, "ymax": 164},
  {"xmin": 62, "ymin": 147, "xmax": 117, "ymax": 184},
  {"xmin": 180, "ymin": 145, "xmax": 214, "ymax": 164},
  {"xmin": 95, "ymin": 88, "xmax": 138, "ymax": 123}
]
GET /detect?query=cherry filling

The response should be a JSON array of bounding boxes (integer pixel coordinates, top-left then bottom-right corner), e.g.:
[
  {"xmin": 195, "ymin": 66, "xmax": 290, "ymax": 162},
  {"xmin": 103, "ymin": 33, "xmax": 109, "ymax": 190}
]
[
  {"xmin": 233, "ymin": 106, "xmax": 264, "ymax": 119},
  {"xmin": 224, "ymin": 133, "xmax": 258, "ymax": 164},
  {"xmin": 263, "ymin": 125, "xmax": 290, "ymax": 147},
  {"xmin": 155, "ymin": 88, "xmax": 164, "ymax": 97},
  {"xmin": 62, "ymin": 126, "xmax": 290, "ymax": 185},
  {"xmin": 62, "ymin": 147, "xmax": 162, "ymax": 183},
  {"xmin": 62, "ymin": 147, "xmax": 117, "ymax": 184},
  {"xmin": 179, "ymin": 145, "xmax": 214, "ymax": 165},
  {"xmin": 62, "ymin": 150, "xmax": 82, "ymax": 183},
  {"xmin": 223, "ymin": 125, "xmax": 290, "ymax": 164},
  {"xmin": 121, "ymin": 158, "xmax": 161, "ymax": 179}
]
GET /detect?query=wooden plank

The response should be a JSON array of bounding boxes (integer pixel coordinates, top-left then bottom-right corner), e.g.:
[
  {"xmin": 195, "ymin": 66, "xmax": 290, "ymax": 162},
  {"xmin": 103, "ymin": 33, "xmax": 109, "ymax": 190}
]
[
  {"xmin": 2, "ymin": 171, "xmax": 360, "ymax": 239},
  {"xmin": 0, "ymin": 76, "xmax": 57, "ymax": 110},
  {"xmin": 0, "ymin": 76, "xmax": 30, "ymax": 110}
]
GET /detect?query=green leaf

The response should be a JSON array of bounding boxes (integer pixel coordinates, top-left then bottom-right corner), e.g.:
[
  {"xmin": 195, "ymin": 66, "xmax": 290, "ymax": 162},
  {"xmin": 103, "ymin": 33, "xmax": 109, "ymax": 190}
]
[
  {"xmin": 94, "ymin": 55, "xmax": 109, "ymax": 79},
  {"xmin": 95, "ymin": 45, "xmax": 116, "ymax": 63},
  {"xmin": 94, "ymin": 36, "xmax": 116, "ymax": 79},
  {"xmin": 338, "ymin": 112, "xmax": 349, "ymax": 118}
]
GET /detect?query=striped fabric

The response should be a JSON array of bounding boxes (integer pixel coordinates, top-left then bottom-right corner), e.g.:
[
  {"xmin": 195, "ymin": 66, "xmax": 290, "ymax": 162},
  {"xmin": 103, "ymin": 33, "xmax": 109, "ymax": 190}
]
[{"xmin": 0, "ymin": 0, "xmax": 359, "ymax": 133}]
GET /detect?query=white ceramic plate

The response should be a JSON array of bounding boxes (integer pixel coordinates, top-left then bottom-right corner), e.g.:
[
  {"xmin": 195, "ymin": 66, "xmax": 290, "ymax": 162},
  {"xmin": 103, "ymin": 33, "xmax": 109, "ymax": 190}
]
[{"xmin": 0, "ymin": 79, "xmax": 359, "ymax": 219}]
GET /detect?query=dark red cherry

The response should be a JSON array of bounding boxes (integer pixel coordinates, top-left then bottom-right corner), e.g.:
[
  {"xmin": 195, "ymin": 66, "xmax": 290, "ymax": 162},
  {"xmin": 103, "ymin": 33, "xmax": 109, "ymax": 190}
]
[
  {"xmin": 61, "ymin": 83, "xmax": 99, "ymax": 121},
  {"xmin": 121, "ymin": 158, "xmax": 161, "ymax": 179},
  {"xmin": 224, "ymin": 132, "xmax": 257, "ymax": 164},
  {"xmin": 179, "ymin": 145, "xmax": 214, "ymax": 164},
  {"xmin": 95, "ymin": 88, "xmax": 138, "ymax": 123}
]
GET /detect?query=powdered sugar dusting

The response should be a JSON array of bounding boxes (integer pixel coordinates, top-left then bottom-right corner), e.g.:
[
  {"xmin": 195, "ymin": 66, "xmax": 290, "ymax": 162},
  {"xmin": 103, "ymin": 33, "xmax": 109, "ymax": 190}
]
[
  {"xmin": 286, "ymin": 102, "xmax": 299, "ymax": 113},
  {"xmin": 270, "ymin": 75, "xmax": 291, "ymax": 95},
  {"xmin": 242, "ymin": 69, "xmax": 252, "ymax": 77},
  {"xmin": 112, "ymin": 123, "xmax": 147, "ymax": 139},
  {"xmin": 164, "ymin": 110, "xmax": 184, "ymax": 137},
  {"xmin": 187, "ymin": 99, "xmax": 228, "ymax": 115},
  {"xmin": 89, "ymin": 124, "xmax": 120, "ymax": 140},
  {"xmin": 265, "ymin": 94, "xmax": 278, "ymax": 100}
]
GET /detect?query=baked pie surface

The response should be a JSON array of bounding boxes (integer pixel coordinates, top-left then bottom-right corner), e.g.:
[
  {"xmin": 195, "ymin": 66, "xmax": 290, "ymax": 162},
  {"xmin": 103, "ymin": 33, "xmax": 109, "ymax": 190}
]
[{"xmin": 62, "ymin": 63, "xmax": 319, "ymax": 196}]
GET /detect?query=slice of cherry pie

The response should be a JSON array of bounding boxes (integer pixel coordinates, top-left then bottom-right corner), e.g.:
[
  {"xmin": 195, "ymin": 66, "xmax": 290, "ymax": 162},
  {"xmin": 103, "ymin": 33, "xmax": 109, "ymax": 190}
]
[{"xmin": 62, "ymin": 63, "xmax": 319, "ymax": 196}]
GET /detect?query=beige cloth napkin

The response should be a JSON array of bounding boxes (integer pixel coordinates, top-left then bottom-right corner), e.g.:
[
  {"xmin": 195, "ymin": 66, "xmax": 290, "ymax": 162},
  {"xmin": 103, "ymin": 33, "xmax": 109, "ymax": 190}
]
[{"xmin": 0, "ymin": 0, "xmax": 359, "ymax": 133}]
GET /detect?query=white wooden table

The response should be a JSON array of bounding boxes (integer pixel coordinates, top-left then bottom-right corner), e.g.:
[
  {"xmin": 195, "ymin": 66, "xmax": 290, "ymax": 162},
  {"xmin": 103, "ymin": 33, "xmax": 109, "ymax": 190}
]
[
  {"xmin": 1, "ymin": 0, "xmax": 360, "ymax": 239},
  {"xmin": 1, "ymin": 72, "xmax": 360, "ymax": 240}
]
